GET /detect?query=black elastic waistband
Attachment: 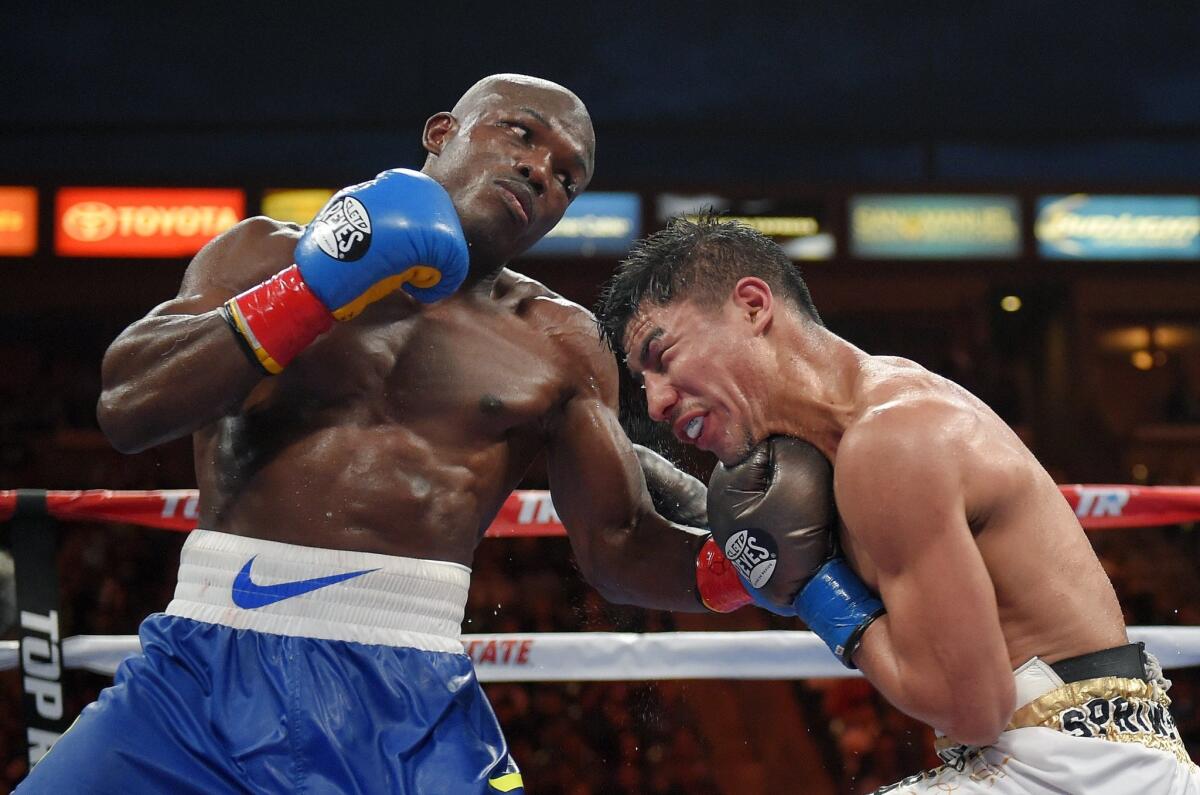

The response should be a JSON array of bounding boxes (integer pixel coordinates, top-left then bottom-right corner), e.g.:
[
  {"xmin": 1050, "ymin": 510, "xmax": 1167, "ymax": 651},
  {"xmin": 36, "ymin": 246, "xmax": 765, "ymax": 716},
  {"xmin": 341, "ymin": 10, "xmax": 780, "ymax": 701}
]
[{"xmin": 1049, "ymin": 642, "xmax": 1147, "ymax": 683}]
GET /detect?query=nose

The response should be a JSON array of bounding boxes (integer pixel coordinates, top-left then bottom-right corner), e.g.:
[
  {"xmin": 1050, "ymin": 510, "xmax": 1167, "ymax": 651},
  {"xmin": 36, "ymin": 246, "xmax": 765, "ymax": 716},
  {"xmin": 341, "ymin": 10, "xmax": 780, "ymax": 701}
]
[
  {"xmin": 517, "ymin": 151, "xmax": 550, "ymax": 196},
  {"xmin": 643, "ymin": 372, "xmax": 678, "ymax": 423}
]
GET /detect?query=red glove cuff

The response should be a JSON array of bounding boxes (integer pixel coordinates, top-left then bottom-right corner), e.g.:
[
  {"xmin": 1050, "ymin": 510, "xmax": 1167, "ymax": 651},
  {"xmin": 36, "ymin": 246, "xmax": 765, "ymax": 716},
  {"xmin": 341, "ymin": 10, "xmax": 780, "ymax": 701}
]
[
  {"xmin": 223, "ymin": 265, "xmax": 333, "ymax": 374},
  {"xmin": 695, "ymin": 536, "xmax": 753, "ymax": 613}
]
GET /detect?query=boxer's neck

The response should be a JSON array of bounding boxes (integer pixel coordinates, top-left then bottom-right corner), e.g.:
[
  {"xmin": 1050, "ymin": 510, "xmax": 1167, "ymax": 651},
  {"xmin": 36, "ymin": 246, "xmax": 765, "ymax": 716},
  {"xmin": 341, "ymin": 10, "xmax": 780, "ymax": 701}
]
[{"xmin": 765, "ymin": 322, "xmax": 866, "ymax": 461}]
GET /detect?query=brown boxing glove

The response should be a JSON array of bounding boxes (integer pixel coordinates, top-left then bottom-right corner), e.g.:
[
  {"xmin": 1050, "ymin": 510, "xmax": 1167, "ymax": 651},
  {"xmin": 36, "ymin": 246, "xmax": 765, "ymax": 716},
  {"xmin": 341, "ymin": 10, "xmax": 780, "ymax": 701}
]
[
  {"xmin": 634, "ymin": 443, "xmax": 708, "ymax": 527},
  {"xmin": 706, "ymin": 435, "xmax": 837, "ymax": 609}
]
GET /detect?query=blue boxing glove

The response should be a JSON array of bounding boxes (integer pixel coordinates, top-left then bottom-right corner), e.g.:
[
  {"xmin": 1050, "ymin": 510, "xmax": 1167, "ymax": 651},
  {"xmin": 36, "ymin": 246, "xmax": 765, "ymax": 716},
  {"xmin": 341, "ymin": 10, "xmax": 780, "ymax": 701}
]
[
  {"xmin": 295, "ymin": 168, "xmax": 469, "ymax": 316},
  {"xmin": 223, "ymin": 169, "xmax": 468, "ymax": 374},
  {"xmin": 707, "ymin": 436, "xmax": 885, "ymax": 667}
]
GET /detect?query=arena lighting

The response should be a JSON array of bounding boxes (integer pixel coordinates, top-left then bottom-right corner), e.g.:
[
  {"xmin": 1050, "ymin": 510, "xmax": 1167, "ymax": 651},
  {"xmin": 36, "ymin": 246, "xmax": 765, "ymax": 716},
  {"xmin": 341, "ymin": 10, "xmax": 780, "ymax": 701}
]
[
  {"xmin": 1098, "ymin": 324, "xmax": 1200, "ymax": 354},
  {"xmin": 1152, "ymin": 325, "xmax": 1200, "ymax": 349},
  {"xmin": 999, "ymin": 295, "xmax": 1023, "ymax": 312},
  {"xmin": 1131, "ymin": 350, "xmax": 1155, "ymax": 370}
]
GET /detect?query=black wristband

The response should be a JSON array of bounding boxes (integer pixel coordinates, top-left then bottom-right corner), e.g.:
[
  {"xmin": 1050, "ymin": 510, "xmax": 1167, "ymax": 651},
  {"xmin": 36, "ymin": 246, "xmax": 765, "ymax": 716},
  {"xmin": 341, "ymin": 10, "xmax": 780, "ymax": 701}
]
[
  {"xmin": 219, "ymin": 303, "xmax": 272, "ymax": 376},
  {"xmin": 839, "ymin": 606, "xmax": 887, "ymax": 668}
]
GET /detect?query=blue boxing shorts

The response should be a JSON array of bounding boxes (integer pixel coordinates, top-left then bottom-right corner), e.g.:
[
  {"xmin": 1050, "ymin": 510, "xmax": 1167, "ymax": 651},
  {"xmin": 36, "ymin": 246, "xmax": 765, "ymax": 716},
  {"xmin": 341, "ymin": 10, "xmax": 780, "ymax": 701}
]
[{"xmin": 17, "ymin": 529, "xmax": 524, "ymax": 794}]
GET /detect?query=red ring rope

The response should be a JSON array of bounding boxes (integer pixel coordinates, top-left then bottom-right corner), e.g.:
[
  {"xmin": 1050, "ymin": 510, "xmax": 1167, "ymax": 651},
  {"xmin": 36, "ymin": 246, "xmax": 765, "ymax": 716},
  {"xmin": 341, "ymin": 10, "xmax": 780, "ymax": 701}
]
[{"xmin": 2, "ymin": 485, "xmax": 1198, "ymax": 534}]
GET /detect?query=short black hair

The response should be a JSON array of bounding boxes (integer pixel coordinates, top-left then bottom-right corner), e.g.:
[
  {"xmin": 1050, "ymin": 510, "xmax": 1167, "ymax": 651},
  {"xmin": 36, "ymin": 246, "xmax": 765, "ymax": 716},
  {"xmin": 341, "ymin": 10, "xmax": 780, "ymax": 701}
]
[{"xmin": 596, "ymin": 211, "xmax": 822, "ymax": 356}]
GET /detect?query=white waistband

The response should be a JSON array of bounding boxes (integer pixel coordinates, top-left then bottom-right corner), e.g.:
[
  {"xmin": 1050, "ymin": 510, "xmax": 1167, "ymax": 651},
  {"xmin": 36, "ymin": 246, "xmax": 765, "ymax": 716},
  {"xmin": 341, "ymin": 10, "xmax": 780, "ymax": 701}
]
[
  {"xmin": 165, "ymin": 529, "xmax": 471, "ymax": 653},
  {"xmin": 1013, "ymin": 657, "xmax": 1068, "ymax": 709},
  {"xmin": 936, "ymin": 658, "xmax": 1080, "ymax": 740}
]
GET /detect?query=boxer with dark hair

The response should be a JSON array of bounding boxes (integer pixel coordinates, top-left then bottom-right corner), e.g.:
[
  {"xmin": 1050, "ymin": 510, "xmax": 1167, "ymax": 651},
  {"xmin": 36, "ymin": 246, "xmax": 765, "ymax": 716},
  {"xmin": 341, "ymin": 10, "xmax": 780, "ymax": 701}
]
[
  {"xmin": 19, "ymin": 77, "xmax": 749, "ymax": 794},
  {"xmin": 598, "ymin": 213, "xmax": 1200, "ymax": 793}
]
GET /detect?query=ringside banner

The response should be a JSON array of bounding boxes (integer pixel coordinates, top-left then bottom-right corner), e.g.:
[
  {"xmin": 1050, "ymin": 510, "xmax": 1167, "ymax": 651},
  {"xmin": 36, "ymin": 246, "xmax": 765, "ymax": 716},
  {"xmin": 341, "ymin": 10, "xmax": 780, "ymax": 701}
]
[
  {"xmin": 1036, "ymin": 194, "xmax": 1200, "ymax": 260},
  {"xmin": 0, "ymin": 187, "xmax": 37, "ymax": 256},
  {"xmin": 261, "ymin": 188, "xmax": 336, "ymax": 225},
  {"xmin": 524, "ymin": 192, "xmax": 640, "ymax": 257},
  {"xmin": 850, "ymin": 194, "xmax": 1021, "ymax": 259},
  {"xmin": 657, "ymin": 194, "xmax": 834, "ymax": 260},
  {"xmin": 55, "ymin": 188, "xmax": 245, "ymax": 258}
]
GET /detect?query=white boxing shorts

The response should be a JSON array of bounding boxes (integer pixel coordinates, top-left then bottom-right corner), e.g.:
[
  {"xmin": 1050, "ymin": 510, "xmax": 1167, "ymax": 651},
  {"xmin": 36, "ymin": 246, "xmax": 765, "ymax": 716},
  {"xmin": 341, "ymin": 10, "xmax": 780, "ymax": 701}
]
[{"xmin": 874, "ymin": 644, "xmax": 1200, "ymax": 794}]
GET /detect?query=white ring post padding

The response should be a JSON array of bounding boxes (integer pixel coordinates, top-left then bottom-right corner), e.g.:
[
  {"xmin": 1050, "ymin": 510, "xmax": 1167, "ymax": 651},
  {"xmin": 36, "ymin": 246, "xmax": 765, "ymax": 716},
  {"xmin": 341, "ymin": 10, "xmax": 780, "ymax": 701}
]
[{"xmin": 2, "ymin": 627, "xmax": 1199, "ymax": 681}]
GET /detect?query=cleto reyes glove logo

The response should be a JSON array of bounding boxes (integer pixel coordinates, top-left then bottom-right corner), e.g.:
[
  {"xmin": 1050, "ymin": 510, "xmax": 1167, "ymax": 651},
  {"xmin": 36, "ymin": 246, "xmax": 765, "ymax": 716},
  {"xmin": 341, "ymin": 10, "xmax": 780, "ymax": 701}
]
[
  {"xmin": 311, "ymin": 195, "xmax": 372, "ymax": 261},
  {"xmin": 723, "ymin": 529, "xmax": 778, "ymax": 588}
]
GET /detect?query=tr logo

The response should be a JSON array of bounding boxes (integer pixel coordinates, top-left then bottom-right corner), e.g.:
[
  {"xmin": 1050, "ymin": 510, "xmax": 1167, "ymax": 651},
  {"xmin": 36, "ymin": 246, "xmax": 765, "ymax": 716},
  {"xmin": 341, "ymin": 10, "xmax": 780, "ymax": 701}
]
[{"xmin": 1074, "ymin": 487, "xmax": 1130, "ymax": 518}]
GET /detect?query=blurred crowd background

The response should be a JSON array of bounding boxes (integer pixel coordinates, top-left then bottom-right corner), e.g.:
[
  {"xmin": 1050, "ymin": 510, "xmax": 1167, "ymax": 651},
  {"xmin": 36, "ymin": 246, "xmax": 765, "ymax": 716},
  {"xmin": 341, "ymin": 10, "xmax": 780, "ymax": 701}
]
[{"xmin": 3, "ymin": 3, "xmax": 1200, "ymax": 793}]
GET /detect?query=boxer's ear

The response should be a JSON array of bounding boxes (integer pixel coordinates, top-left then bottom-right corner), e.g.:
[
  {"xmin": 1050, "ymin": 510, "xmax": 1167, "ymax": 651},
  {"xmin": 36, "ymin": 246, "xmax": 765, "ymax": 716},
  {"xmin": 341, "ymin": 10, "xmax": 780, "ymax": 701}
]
[
  {"xmin": 423, "ymin": 113, "xmax": 458, "ymax": 156},
  {"xmin": 732, "ymin": 277, "xmax": 773, "ymax": 334}
]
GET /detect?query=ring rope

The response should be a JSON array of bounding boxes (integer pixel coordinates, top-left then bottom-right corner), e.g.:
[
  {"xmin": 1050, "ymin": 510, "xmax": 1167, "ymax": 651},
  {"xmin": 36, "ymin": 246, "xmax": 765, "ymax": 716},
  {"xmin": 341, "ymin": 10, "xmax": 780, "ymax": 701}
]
[
  {"xmin": 4, "ymin": 627, "xmax": 1200, "ymax": 681},
  {"xmin": 2, "ymin": 484, "xmax": 1199, "ymax": 535}
]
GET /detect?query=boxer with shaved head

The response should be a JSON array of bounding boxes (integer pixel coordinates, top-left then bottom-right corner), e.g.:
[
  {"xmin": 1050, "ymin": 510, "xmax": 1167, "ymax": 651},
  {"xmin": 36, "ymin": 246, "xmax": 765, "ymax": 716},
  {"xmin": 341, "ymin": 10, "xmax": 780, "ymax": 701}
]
[{"xmin": 19, "ymin": 75, "xmax": 724, "ymax": 794}]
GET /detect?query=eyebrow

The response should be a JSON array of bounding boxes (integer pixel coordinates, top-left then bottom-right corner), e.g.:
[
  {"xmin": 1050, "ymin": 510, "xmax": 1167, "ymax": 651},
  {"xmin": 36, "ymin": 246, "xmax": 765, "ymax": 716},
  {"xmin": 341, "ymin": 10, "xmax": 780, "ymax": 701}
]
[
  {"xmin": 518, "ymin": 106, "xmax": 590, "ymax": 176},
  {"xmin": 518, "ymin": 106, "xmax": 551, "ymax": 127},
  {"xmin": 628, "ymin": 326, "xmax": 665, "ymax": 384}
]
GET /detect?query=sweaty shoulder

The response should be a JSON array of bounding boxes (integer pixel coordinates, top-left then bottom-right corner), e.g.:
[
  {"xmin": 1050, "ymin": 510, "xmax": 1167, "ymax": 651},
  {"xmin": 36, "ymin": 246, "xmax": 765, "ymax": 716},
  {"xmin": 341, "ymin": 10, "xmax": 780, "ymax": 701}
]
[
  {"xmin": 497, "ymin": 269, "xmax": 618, "ymax": 403},
  {"xmin": 841, "ymin": 393, "xmax": 969, "ymax": 468},
  {"xmin": 836, "ymin": 367, "xmax": 1023, "ymax": 525},
  {"xmin": 178, "ymin": 216, "xmax": 302, "ymax": 299}
]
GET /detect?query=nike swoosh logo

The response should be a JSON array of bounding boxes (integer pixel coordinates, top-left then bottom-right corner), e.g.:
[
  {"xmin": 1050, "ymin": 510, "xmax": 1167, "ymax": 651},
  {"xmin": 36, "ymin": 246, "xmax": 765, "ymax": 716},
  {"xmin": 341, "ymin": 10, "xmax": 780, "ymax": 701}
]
[{"xmin": 231, "ymin": 556, "xmax": 378, "ymax": 609}]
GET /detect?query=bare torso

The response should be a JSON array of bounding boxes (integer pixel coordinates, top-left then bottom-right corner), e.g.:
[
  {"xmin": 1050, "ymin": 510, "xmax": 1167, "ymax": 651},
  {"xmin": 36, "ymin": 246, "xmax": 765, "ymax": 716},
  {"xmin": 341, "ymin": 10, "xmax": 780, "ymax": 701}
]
[
  {"xmin": 193, "ymin": 223, "xmax": 588, "ymax": 566},
  {"xmin": 835, "ymin": 357, "xmax": 1127, "ymax": 668}
]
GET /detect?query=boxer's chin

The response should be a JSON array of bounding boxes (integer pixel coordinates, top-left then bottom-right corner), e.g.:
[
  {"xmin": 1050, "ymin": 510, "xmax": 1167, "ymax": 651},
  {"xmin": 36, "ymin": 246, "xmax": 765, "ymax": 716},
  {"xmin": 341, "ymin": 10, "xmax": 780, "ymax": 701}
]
[
  {"xmin": 719, "ymin": 429, "xmax": 761, "ymax": 468},
  {"xmin": 454, "ymin": 195, "xmax": 522, "ymax": 266}
]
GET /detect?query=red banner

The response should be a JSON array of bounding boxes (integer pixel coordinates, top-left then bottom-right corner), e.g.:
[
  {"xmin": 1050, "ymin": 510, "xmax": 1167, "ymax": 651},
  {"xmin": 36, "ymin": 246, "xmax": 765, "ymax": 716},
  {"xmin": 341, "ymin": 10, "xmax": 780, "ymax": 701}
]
[
  {"xmin": 0, "ymin": 187, "xmax": 37, "ymax": 256},
  {"xmin": 55, "ymin": 188, "xmax": 244, "ymax": 258},
  {"xmin": 2, "ymin": 486, "xmax": 1199, "ymax": 535}
]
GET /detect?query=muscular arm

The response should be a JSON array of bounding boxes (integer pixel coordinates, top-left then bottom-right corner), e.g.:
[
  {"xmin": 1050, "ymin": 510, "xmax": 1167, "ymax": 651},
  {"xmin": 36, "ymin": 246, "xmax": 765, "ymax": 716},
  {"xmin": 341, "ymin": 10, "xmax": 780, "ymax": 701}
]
[
  {"xmin": 835, "ymin": 411, "xmax": 1015, "ymax": 746},
  {"xmin": 97, "ymin": 218, "xmax": 298, "ymax": 452},
  {"xmin": 543, "ymin": 315, "xmax": 708, "ymax": 612}
]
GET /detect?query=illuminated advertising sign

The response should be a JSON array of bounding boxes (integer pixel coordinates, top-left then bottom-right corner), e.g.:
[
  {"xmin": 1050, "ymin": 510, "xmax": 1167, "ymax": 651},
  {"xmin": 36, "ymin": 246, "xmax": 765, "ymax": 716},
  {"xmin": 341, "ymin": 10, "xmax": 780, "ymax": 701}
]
[
  {"xmin": 262, "ymin": 188, "xmax": 336, "ymax": 225},
  {"xmin": 657, "ymin": 195, "xmax": 833, "ymax": 260},
  {"xmin": 850, "ymin": 195, "xmax": 1021, "ymax": 259},
  {"xmin": 1037, "ymin": 195, "xmax": 1200, "ymax": 260},
  {"xmin": 0, "ymin": 187, "xmax": 37, "ymax": 256},
  {"xmin": 524, "ymin": 193, "xmax": 640, "ymax": 257},
  {"xmin": 56, "ymin": 188, "xmax": 244, "ymax": 258}
]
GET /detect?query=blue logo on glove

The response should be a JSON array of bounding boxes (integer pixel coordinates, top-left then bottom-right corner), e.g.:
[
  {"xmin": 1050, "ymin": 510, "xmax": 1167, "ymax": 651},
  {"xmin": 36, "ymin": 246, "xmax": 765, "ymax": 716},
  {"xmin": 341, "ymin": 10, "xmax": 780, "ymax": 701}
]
[{"xmin": 231, "ymin": 556, "xmax": 378, "ymax": 609}]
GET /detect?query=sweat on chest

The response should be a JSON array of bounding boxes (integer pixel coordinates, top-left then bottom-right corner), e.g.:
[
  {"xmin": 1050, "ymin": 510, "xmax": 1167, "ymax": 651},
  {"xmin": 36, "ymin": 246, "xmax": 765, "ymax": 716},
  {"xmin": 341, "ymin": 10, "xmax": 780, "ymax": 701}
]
[{"xmin": 305, "ymin": 309, "xmax": 568, "ymax": 424}]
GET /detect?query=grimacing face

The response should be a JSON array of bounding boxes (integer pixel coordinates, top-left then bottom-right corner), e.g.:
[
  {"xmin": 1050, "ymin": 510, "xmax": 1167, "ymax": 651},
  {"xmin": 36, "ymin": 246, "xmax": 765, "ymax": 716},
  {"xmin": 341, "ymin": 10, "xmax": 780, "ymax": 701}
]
[
  {"xmin": 622, "ymin": 297, "xmax": 763, "ymax": 466},
  {"xmin": 424, "ymin": 87, "xmax": 594, "ymax": 266}
]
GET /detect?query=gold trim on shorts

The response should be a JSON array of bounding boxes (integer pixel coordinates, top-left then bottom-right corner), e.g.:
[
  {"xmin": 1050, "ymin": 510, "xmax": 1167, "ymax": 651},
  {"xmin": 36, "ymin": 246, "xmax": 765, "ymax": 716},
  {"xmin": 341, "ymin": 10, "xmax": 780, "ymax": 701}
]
[{"xmin": 935, "ymin": 676, "xmax": 1192, "ymax": 767}]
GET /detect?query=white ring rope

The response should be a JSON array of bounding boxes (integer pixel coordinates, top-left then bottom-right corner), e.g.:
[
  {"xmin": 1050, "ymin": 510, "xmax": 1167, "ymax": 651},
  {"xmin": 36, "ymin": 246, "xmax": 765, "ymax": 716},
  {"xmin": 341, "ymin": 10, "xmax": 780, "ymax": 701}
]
[{"xmin": 4, "ymin": 627, "xmax": 1200, "ymax": 682}]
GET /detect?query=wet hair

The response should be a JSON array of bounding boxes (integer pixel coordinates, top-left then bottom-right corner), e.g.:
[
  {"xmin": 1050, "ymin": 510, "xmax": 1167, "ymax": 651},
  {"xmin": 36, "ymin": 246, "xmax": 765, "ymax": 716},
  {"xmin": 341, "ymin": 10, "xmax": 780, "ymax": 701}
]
[{"xmin": 596, "ymin": 210, "xmax": 822, "ymax": 356}]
